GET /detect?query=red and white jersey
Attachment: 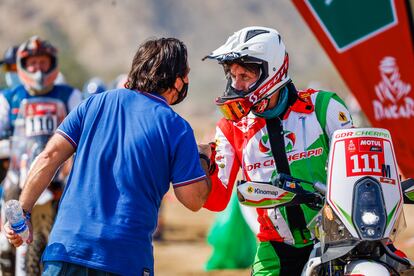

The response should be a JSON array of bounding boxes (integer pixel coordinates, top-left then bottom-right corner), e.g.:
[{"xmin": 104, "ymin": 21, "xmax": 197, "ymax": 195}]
[{"xmin": 204, "ymin": 89, "xmax": 354, "ymax": 244}]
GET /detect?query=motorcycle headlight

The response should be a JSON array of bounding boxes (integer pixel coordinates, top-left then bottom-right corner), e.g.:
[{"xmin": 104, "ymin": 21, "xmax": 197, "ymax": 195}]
[
  {"xmin": 352, "ymin": 177, "xmax": 387, "ymax": 240},
  {"xmin": 361, "ymin": 211, "xmax": 380, "ymax": 225}
]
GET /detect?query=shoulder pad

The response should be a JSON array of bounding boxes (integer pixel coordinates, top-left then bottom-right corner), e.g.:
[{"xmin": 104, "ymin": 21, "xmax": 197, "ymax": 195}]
[
  {"xmin": 297, "ymin": 89, "xmax": 318, "ymax": 101},
  {"xmin": 289, "ymin": 89, "xmax": 318, "ymax": 114}
]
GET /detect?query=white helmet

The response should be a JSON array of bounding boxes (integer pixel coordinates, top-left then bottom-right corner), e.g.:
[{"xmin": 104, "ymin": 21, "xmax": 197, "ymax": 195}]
[{"xmin": 204, "ymin": 26, "xmax": 290, "ymax": 121}]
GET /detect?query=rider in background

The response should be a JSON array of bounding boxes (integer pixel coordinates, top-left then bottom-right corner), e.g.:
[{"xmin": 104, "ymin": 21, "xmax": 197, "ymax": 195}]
[
  {"xmin": 0, "ymin": 36, "xmax": 82, "ymax": 275},
  {"xmin": 0, "ymin": 36, "xmax": 82, "ymax": 138},
  {"xmin": 0, "ymin": 46, "xmax": 21, "ymax": 91},
  {"xmin": 200, "ymin": 26, "xmax": 354, "ymax": 275},
  {"xmin": 82, "ymin": 77, "xmax": 107, "ymax": 99},
  {"xmin": 0, "ymin": 45, "xmax": 21, "ymax": 187},
  {"xmin": 109, "ymin": 73, "xmax": 127, "ymax": 90}
]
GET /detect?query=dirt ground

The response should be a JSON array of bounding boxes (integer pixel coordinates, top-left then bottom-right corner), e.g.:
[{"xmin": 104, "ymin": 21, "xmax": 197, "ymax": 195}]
[{"xmin": 154, "ymin": 192, "xmax": 414, "ymax": 276}]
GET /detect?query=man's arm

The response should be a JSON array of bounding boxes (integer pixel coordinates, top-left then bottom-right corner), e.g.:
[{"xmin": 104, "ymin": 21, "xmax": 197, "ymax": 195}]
[
  {"xmin": 174, "ymin": 156, "xmax": 211, "ymax": 212},
  {"xmin": 19, "ymin": 133, "xmax": 75, "ymax": 212},
  {"xmin": 0, "ymin": 93, "xmax": 12, "ymax": 140}
]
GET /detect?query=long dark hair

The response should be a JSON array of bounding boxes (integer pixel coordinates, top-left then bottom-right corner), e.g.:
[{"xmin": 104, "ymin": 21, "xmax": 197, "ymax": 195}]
[{"xmin": 125, "ymin": 38, "xmax": 188, "ymax": 94}]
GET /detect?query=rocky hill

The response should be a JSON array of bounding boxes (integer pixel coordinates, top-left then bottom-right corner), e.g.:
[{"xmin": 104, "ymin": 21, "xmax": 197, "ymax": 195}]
[{"xmin": 0, "ymin": 0, "xmax": 349, "ymax": 118}]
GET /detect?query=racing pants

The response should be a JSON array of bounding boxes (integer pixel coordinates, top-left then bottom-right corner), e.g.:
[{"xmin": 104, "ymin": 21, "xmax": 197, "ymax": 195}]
[{"xmin": 252, "ymin": 241, "xmax": 313, "ymax": 276}]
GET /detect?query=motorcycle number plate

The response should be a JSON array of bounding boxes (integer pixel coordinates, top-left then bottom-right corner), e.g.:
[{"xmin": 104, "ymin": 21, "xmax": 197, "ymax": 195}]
[
  {"xmin": 24, "ymin": 102, "xmax": 59, "ymax": 137},
  {"xmin": 344, "ymin": 137, "xmax": 385, "ymax": 177}
]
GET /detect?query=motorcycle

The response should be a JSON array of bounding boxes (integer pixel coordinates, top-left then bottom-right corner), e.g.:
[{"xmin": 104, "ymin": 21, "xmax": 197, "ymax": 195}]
[
  {"xmin": 1, "ymin": 98, "xmax": 68, "ymax": 276},
  {"xmin": 237, "ymin": 128, "xmax": 414, "ymax": 275}
]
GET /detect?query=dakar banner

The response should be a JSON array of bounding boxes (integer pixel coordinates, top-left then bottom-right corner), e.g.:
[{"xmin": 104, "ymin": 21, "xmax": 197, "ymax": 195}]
[{"xmin": 292, "ymin": 0, "xmax": 414, "ymax": 176}]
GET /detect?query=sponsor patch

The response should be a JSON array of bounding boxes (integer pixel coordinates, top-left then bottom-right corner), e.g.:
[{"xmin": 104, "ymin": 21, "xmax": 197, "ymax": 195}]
[
  {"xmin": 287, "ymin": 147, "xmax": 323, "ymax": 162},
  {"xmin": 339, "ymin": 111, "xmax": 348, "ymax": 122},
  {"xmin": 380, "ymin": 177, "xmax": 396, "ymax": 185},
  {"xmin": 284, "ymin": 131, "xmax": 296, "ymax": 153},
  {"xmin": 286, "ymin": 182, "xmax": 296, "ymax": 189},
  {"xmin": 359, "ymin": 139, "xmax": 383, "ymax": 152},
  {"xmin": 247, "ymin": 186, "xmax": 254, "ymax": 193},
  {"xmin": 339, "ymin": 111, "xmax": 351, "ymax": 126},
  {"xmin": 253, "ymin": 187, "xmax": 279, "ymax": 196}
]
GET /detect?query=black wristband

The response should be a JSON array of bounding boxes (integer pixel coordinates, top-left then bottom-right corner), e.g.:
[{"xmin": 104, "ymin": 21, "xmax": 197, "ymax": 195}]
[{"xmin": 199, "ymin": 153, "xmax": 211, "ymax": 169}]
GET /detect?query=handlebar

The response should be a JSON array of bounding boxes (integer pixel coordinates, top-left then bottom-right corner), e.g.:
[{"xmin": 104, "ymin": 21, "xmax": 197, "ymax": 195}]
[
  {"xmin": 237, "ymin": 173, "xmax": 325, "ymax": 209},
  {"xmin": 274, "ymin": 173, "xmax": 326, "ymax": 195}
]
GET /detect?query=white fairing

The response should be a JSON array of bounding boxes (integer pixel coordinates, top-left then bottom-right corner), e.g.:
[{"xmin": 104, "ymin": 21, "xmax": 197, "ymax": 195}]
[
  {"xmin": 327, "ymin": 128, "xmax": 404, "ymax": 239},
  {"xmin": 302, "ymin": 257, "xmax": 322, "ymax": 276},
  {"xmin": 302, "ymin": 258, "xmax": 391, "ymax": 276},
  {"xmin": 345, "ymin": 260, "xmax": 390, "ymax": 276}
]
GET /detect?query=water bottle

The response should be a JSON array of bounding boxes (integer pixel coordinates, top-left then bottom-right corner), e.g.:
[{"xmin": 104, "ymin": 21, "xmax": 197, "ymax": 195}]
[{"xmin": 4, "ymin": 200, "xmax": 29, "ymax": 242}]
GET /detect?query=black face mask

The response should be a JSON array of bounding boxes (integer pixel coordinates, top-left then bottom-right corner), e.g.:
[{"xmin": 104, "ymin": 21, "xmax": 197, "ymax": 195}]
[
  {"xmin": 0, "ymin": 159, "xmax": 9, "ymax": 183},
  {"xmin": 171, "ymin": 78, "xmax": 188, "ymax": 105}
]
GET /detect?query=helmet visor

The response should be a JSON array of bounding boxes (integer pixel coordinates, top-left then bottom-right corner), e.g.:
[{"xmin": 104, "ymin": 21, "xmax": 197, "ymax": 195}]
[
  {"xmin": 215, "ymin": 97, "xmax": 252, "ymax": 121},
  {"xmin": 3, "ymin": 63, "xmax": 17, "ymax": 72}
]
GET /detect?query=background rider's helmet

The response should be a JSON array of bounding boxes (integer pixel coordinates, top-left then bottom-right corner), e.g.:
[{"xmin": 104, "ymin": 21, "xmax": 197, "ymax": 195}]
[
  {"xmin": 108, "ymin": 74, "xmax": 127, "ymax": 90},
  {"xmin": 204, "ymin": 26, "xmax": 290, "ymax": 121},
  {"xmin": 82, "ymin": 77, "xmax": 107, "ymax": 97},
  {"xmin": 0, "ymin": 46, "xmax": 18, "ymax": 71},
  {"xmin": 0, "ymin": 45, "xmax": 21, "ymax": 89},
  {"xmin": 16, "ymin": 36, "xmax": 59, "ymax": 94},
  {"xmin": 54, "ymin": 72, "xmax": 67, "ymax": 85}
]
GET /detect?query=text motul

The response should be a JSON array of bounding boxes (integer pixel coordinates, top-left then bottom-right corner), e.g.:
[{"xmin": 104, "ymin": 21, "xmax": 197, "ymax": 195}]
[{"xmin": 360, "ymin": 140, "xmax": 381, "ymax": 146}]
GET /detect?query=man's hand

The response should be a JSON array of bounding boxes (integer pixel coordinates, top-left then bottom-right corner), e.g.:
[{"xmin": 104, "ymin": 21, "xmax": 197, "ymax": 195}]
[
  {"xmin": 198, "ymin": 142, "xmax": 217, "ymax": 175},
  {"xmin": 198, "ymin": 143, "xmax": 212, "ymax": 158},
  {"xmin": 4, "ymin": 220, "xmax": 33, "ymax": 247}
]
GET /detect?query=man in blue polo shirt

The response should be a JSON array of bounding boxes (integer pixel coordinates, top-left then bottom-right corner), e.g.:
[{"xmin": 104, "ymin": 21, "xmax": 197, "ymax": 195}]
[{"xmin": 5, "ymin": 38, "xmax": 211, "ymax": 275}]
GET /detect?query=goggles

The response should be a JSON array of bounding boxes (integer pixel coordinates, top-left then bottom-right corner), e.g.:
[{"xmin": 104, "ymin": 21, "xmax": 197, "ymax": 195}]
[
  {"xmin": 3, "ymin": 63, "xmax": 17, "ymax": 72},
  {"xmin": 215, "ymin": 96, "xmax": 253, "ymax": 121}
]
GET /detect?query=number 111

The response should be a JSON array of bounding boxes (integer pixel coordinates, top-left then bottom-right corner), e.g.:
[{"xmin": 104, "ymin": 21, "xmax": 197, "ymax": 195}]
[{"xmin": 350, "ymin": 154, "xmax": 381, "ymax": 173}]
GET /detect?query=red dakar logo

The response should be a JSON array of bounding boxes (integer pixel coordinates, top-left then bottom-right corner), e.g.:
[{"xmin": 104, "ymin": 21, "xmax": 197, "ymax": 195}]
[{"xmin": 373, "ymin": 56, "xmax": 414, "ymax": 120}]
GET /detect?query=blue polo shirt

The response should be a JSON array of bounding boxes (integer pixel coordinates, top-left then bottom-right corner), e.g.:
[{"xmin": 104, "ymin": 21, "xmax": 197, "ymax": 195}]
[{"xmin": 42, "ymin": 89, "xmax": 206, "ymax": 275}]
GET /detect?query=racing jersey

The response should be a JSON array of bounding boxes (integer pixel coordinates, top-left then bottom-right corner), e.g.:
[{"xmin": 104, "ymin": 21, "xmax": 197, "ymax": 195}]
[
  {"xmin": 0, "ymin": 84, "xmax": 82, "ymax": 187},
  {"xmin": 204, "ymin": 88, "xmax": 353, "ymax": 247},
  {"xmin": 0, "ymin": 84, "xmax": 82, "ymax": 137}
]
